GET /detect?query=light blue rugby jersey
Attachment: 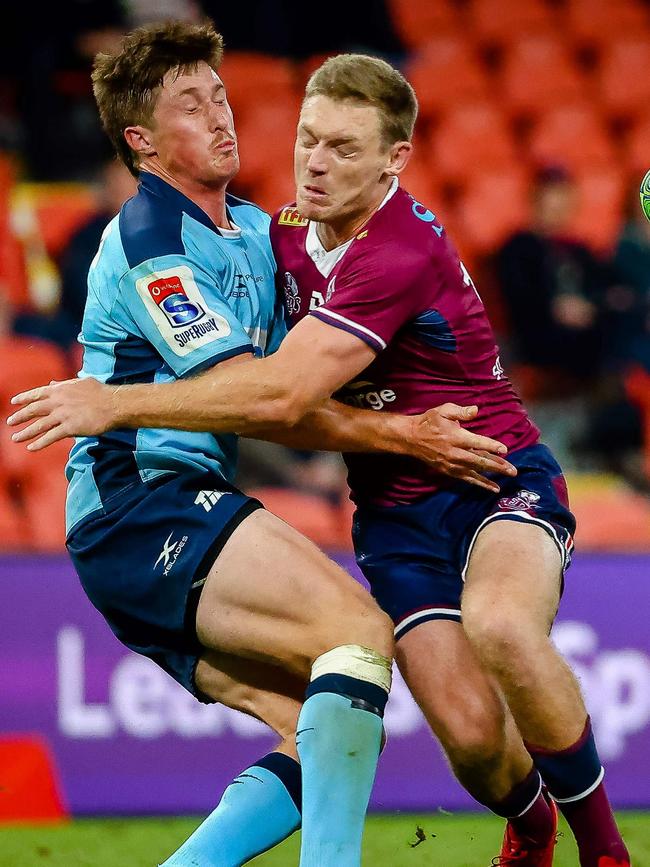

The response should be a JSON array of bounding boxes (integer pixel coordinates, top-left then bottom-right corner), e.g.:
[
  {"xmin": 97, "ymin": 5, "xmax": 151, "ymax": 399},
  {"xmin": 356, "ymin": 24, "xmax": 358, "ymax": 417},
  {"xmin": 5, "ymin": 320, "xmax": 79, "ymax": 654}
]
[{"xmin": 66, "ymin": 171, "xmax": 285, "ymax": 535}]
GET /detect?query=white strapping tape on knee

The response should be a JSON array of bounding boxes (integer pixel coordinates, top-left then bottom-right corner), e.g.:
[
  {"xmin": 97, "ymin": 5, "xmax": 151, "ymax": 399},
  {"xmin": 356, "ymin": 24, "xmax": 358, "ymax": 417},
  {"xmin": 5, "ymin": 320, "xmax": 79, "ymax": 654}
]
[{"xmin": 311, "ymin": 644, "xmax": 392, "ymax": 693}]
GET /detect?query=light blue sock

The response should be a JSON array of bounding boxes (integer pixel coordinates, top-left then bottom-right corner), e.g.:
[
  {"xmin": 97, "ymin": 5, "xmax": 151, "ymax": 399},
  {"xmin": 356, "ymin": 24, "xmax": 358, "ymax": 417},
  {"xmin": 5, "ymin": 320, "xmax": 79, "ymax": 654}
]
[
  {"xmin": 159, "ymin": 753, "xmax": 301, "ymax": 867},
  {"xmin": 297, "ymin": 651, "xmax": 391, "ymax": 867}
]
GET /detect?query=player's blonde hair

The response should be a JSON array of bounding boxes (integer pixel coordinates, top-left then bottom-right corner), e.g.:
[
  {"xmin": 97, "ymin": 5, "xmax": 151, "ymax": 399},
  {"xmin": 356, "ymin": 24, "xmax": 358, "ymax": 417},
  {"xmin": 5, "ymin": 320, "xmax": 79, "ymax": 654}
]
[
  {"xmin": 304, "ymin": 54, "xmax": 418, "ymax": 146},
  {"xmin": 92, "ymin": 21, "xmax": 225, "ymax": 177}
]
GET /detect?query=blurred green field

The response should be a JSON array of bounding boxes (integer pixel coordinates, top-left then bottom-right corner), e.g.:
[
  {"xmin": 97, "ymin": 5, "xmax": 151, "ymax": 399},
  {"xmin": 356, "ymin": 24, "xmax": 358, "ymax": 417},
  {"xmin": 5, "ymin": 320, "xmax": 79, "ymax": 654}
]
[{"xmin": 1, "ymin": 812, "xmax": 648, "ymax": 866}]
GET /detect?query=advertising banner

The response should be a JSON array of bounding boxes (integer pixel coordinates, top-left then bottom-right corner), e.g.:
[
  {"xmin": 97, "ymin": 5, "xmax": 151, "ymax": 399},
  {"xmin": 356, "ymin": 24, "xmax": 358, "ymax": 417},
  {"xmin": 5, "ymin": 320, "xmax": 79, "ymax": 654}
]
[{"xmin": 1, "ymin": 553, "xmax": 649, "ymax": 814}]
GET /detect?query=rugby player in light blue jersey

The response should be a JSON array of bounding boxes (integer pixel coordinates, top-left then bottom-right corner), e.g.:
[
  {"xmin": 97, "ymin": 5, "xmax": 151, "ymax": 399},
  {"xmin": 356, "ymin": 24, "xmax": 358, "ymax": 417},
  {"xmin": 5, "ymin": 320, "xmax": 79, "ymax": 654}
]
[{"xmin": 7, "ymin": 22, "xmax": 518, "ymax": 867}]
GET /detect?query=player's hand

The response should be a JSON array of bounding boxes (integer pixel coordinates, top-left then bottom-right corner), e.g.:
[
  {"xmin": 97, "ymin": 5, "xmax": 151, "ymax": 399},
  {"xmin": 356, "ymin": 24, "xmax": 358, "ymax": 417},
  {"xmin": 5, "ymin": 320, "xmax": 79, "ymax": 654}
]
[
  {"xmin": 406, "ymin": 403, "xmax": 517, "ymax": 493},
  {"xmin": 7, "ymin": 377, "xmax": 116, "ymax": 450}
]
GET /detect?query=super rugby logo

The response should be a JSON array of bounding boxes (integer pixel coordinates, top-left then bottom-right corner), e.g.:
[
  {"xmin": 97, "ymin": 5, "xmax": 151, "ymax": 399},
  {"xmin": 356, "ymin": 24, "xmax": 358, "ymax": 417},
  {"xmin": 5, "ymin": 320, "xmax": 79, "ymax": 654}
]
[{"xmin": 147, "ymin": 275, "xmax": 204, "ymax": 328}]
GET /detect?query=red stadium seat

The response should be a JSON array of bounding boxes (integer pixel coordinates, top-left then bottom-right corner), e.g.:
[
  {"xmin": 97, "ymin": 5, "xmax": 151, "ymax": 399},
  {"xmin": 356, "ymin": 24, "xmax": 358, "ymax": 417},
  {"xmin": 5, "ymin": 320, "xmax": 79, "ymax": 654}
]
[
  {"xmin": 18, "ymin": 183, "xmax": 98, "ymax": 260},
  {"xmin": 454, "ymin": 166, "xmax": 531, "ymax": 255},
  {"xmin": 528, "ymin": 103, "xmax": 617, "ymax": 172},
  {"xmin": 427, "ymin": 102, "xmax": 518, "ymax": 184},
  {"xmin": 467, "ymin": 0, "xmax": 557, "ymax": 48},
  {"xmin": 246, "ymin": 487, "xmax": 351, "ymax": 549},
  {"xmin": 625, "ymin": 365, "xmax": 650, "ymax": 481},
  {"xmin": 388, "ymin": 0, "xmax": 461, "ymax": 50},
  {"xmin": 405, "ymin": 36, "xmax": 489, "ymax": 122},
  {"xmin": 597, "ymin": 37, "xmax": 650, "ymax": 120},
  {"xmin": 564, "ymin": 0, "xmax": 650, "ymax": 51},
  {"xmin": 234, "ymin": 101, "xmax": 299, "ymax": 191},
  {"xmin": 218, "ymin": 53, "xmax": 298, "ymax": 122},
  {"xmin": 499, "ymin": 35, "xmax": 587, "ymax": 118},
  {"xmin": 624, "ymin": 116, "xmax": 650, "ymax": 178},
  {"xmin": 0, "ymin": 336, "xmax": 71, "ymax": 551},
  {"xmin": 569, "ymin": 165, "xmax": 626, "ymax": 252}
]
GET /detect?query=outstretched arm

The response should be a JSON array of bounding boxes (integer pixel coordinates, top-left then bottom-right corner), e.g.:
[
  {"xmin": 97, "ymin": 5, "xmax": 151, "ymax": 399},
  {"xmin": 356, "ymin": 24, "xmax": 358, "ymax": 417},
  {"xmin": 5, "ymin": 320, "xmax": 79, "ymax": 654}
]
[{"xmin": 8, "ymin": 316, "xmax": 516, "ymax": 488}]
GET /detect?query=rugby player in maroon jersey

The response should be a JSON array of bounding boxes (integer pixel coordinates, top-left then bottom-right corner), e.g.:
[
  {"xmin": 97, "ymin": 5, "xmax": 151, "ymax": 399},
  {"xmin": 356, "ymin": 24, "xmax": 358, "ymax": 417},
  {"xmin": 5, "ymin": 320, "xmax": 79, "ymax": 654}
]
[{"xmin": 9, "ymin": 53, "xmax": 629, "ymax": 867}]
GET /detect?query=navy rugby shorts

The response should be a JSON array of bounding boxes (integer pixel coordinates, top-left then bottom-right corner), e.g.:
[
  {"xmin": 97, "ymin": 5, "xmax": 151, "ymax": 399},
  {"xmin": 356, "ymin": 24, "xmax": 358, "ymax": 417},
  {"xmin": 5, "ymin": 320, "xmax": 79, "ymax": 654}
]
[
  {"xmin": 352, "ymin": 444, "xmax": 576, "ymax": 642},
  {"xmin": 67, "ymin": 471, "xmax": 262, "ymax": 701}
]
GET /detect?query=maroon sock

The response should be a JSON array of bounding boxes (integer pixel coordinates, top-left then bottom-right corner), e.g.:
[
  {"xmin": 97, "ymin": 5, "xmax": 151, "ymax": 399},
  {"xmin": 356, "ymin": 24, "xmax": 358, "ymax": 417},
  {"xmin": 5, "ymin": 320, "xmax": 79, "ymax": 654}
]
[
  {"xmin": 527, "ymin": 718, "xmax": 629, "ymax": 866},
  {"xmin": 558, "ymin": 782, "xmax": 630, "ymax": 867},
  {"xmin": 486, "ymin": 769, "xmax": 555, "ymax": 846}
]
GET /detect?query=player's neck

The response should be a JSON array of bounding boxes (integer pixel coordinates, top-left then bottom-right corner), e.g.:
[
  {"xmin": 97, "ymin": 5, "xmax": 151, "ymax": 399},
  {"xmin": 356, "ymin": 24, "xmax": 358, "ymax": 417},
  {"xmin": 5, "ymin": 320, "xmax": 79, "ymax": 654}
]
[
  {"xmin": 140, "ymin": 165, "xmax": 232, "ymax": 229},
  {"xmin": 315, "ymin": 181, "xmax": 393, "ymax": 251}
]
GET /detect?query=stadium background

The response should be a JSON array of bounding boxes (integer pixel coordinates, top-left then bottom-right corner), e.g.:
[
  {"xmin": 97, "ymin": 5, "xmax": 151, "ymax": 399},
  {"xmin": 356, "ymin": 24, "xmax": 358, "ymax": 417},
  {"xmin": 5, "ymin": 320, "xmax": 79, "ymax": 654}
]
[{"xmin": 1, "ymin": 0, "xmax": 649, "ymax": 860}]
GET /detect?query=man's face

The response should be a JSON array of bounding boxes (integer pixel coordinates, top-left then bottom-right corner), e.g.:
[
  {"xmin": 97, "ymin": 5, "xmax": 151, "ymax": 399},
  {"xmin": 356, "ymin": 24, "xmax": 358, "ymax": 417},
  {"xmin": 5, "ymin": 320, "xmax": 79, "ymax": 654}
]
[
  {"xmin": 294, "ymin": 95, "xmax": 396, "ymax": 226},
  {"xmin": 146, "ymin": 61, "xmax": 239, "ymax": 187}
]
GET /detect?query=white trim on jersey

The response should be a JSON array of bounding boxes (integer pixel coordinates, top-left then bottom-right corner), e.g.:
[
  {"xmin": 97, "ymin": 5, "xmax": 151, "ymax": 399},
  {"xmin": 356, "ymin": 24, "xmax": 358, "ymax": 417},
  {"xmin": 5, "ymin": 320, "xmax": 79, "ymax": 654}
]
[
  {"xmin": 461, "ymin": 510, "xmax": 572, "ymax": 582},
  {"xmin": 551, "ymin": 767, "xmax": 605, "ymax": 804},
  {"xmin": 395, "ymin": 607, "xmax": 462, "ymax": 636},
  {"xmin": 313, "ymin": 308, "xmax": 387, "ymax": 350}
]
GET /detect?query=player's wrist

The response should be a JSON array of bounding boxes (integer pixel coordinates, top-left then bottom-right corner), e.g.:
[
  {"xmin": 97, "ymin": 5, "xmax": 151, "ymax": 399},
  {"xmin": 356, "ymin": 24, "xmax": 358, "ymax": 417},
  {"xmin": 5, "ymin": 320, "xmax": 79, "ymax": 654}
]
[{"xmin": 383, "ymin": 413, "xmax": 415, "ymax": 456}]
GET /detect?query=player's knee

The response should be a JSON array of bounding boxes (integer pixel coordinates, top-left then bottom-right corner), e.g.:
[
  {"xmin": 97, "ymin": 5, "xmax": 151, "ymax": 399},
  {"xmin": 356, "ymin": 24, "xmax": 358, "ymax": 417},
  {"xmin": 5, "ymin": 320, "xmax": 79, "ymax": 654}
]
[
  {"xmin": 463, "ymin": 606, "xmax": 543, "ymax": 673},
  {"xmin": 318, "ymin": 593, "xmax": 394, "ymax": 660}
]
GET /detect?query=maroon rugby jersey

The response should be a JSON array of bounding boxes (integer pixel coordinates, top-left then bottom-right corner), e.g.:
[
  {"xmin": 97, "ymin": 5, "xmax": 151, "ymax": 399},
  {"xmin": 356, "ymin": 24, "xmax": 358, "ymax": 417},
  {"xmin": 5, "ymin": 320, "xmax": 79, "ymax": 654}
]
[{"xmin": 270, "ymin": 182, "xmax": 540, "ymax": 506}]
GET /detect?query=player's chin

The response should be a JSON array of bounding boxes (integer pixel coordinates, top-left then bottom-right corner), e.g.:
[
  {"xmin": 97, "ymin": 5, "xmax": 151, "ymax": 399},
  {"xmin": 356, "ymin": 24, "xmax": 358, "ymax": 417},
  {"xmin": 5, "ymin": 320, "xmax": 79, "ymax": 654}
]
[{"xmin": 295, "ymin": 196, "xmax": 330, "ymax": 220}]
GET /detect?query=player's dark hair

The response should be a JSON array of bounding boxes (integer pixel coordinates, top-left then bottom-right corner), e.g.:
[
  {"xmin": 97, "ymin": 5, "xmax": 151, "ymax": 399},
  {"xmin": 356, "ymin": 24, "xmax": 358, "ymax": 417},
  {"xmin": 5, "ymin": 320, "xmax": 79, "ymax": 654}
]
[
  {"xmin": 304, "ymin": 54, "xmax": 418, "ymax": 146},
  {"xmin": 92, "ymin": 21, "xmax": 224, "ymax": 177}
]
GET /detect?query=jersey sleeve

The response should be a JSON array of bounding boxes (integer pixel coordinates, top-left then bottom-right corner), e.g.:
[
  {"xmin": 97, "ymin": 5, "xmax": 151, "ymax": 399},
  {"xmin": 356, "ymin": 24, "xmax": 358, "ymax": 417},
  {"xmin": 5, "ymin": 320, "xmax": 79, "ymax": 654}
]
[
  {"xmin": 116, "ymin": 254, "xmax": 254, "ymax": 378},
  {"xmin": 309, "ymin": 249, "xmax": 428, "ymax": 352}
]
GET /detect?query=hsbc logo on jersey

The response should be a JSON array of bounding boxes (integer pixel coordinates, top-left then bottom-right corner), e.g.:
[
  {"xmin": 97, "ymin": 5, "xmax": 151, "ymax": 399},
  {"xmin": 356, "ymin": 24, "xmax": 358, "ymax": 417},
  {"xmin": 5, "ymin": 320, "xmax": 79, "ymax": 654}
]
[
  {"xmin": 147, "ymin": 275, "xmax": 204, "ymax": 328},
  {"xmin": 136, "ymin": 264, "xmax": 232, "ymax": 357}
]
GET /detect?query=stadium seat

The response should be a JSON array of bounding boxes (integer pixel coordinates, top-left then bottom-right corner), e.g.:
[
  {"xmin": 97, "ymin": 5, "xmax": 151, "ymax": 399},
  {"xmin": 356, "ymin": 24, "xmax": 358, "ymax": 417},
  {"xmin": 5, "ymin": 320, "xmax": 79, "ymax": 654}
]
[
  {"xmin": 499, "ymin": 35, "xmax": 586, "ymax": 118},
  {"xmin": 597, "ymin": 37, "xmax": 650, "ymax": 120},
  {"xmin": 405, "ymin": 36, "xmax": 489, "ymax": 122},
  {"xmin": 570, "ymin": 166, "xmax": 626, "ymax": 252},
  {"xmin": 0, "ymin": 336, "xmax": 71, "ymax": 551},
  {"xmin": 388, "ymin": 0, "xmax": 461, "ymax": 50},
  {"xmin": 625, "ymin": 365, "xmax": 650, "ymax": 480},
  {"xmin": 19, "ymin": 183, "xmax": 98, "ymax": 260},
  {"xmin": 218, "ymin": 53, "xmax": 298, "ymax": 122},
  {"xmin": 250, "ymin": 167, "xmax": 296, "ymax": 215},
  {"xmin": 624, "ymin": 116, "xmax": 650, "ymax": 179},
  {"xmin": 453, "ymin": 166, "xmax": 531, "ymax": 255},
  {"xmin": 427, "ymin": 102, "xmax": 518, "ymax": 184},
  {"xmin": 467, "ymin": 0, "xmax": 557, "ymax": 49},
  {"xmin": 564, "ymin": 0, "xmax": 650, "ymax": 51},
  {"xmin": 234, "ymin": 100, "xmax": 299, "ymax": 191},
  {"xmin": 528, "ymin": 103, "xmax": 617, "ymax": 172},
  {"xmin": 247, "ymin": 486, "xmax": 351, "ymax": 549}
]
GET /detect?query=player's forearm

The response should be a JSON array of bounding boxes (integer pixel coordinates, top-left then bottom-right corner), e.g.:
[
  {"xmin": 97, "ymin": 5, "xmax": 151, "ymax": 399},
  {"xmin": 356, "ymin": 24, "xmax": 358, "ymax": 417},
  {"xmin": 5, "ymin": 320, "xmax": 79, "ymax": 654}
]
[
  {"xmin": 246, "ymin": 399, "xmax": 413, "ymax": 455},
  {"xmin": 110, "ymin": 357, "xmax": 316, "ymax": 434}
]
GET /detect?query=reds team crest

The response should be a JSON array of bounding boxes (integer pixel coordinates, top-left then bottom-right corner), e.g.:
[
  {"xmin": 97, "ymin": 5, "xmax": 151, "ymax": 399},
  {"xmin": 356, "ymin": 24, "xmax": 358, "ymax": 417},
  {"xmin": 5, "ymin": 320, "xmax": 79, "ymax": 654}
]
[{"xmin": 284, "ymin": 271, "xmax": 301, "ymax": 315}]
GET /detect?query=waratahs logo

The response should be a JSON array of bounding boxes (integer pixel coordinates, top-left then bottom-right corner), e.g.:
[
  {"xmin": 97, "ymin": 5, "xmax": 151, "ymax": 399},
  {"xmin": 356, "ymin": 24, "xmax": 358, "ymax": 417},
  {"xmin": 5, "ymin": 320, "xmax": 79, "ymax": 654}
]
[
  {"xmin": 147, "ymin": 276, "xmax": 204, "ymax": 328},
  {"xmin": 283, "ymin": 271, "xmax": 301, "ymax": 315}
]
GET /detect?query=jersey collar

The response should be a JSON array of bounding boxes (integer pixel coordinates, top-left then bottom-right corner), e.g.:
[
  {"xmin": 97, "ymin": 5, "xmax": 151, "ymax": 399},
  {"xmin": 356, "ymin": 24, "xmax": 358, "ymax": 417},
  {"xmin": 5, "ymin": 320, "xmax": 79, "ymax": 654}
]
[{"xmin": 138, "ymin": 171, "xmax": 239, "ymax": 236}]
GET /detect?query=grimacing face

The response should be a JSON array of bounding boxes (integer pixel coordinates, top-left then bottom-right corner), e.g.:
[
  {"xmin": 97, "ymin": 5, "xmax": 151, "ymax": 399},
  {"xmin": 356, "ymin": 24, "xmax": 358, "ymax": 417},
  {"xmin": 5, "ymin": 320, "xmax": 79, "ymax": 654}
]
[
  {"xmin": 294, "ymin": 95, "xmax": 408, "ymax": 231},
  {"xmin": 141, "ymin": 61, "xmax": 239, "ymax": 187}
]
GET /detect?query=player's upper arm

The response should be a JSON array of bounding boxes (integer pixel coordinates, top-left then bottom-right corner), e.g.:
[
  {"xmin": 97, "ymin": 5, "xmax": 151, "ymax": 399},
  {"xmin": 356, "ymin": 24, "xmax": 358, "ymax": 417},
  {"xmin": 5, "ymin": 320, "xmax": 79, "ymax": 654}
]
[
  {"xmin": 264, "ymin": 314, "xmax": 377, "ymax": 419},
  {"xmin": 116, "ymin": 255, "xmax": 254, "ymax": 378}
]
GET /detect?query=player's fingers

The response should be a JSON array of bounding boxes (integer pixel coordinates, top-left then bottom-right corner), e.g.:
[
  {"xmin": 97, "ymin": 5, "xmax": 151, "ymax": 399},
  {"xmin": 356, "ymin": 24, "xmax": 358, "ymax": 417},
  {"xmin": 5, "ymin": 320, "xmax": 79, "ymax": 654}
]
[
  {"xmin": 7, "ymin": 401, "xmax": 52, "ymax": 427},
  {"xmin": 434, "ymin": 403, "xmax": 479, "ymax": 423},
  {"xmin": 11, "ymin": 415, "xmax": 59, "ymax": 444},
  {"xmin": 26, "ymin": 425, "xmax": 68, "ymax": 451},
  {"xmin": 455, "ymin": 430, "xmax": 509, "ymax": 455},
  {"xmin": 457, "ymin": 470, "xmax": 501, "ymax": 493},
  {"xmin": 448, "ymin": 447, "xmax": 513, "ymax": 476},
  {"xmin": 10, "ymin": 386, "xmax": 50, "ymax": 406}
]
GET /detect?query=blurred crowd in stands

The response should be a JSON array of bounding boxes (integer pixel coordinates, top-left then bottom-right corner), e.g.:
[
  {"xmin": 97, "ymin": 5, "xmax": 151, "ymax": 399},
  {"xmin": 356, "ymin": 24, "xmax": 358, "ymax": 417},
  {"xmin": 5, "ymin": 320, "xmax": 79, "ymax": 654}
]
[{"xmin": 1, "ymin": 0, "xmax": 650, "ymax": 551}]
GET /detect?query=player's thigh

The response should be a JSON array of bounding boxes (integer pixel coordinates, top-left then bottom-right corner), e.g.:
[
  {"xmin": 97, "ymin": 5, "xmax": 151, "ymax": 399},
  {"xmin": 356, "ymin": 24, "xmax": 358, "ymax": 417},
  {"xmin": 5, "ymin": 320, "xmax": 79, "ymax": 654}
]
[
  {"xmin": 462, "ymin": 519, "xmax": 564, "ymax": 640},
  {"xmin": 195, "ymin": 650, "xmax": 305, "ymax": 756},
  {"xmin": 396, "ymin": 619, "xmax": 507, "ymax": 757},
  {"xmin": 196, "ymin": 509, "xmax": 393, "ymax": 676}
]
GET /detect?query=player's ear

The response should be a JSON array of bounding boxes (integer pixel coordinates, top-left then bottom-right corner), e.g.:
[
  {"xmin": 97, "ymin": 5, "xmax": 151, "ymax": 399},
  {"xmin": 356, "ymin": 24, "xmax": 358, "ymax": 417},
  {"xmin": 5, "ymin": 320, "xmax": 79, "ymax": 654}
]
[
  {"xmin": 124, "ymin": 125, "xmax": 156, "ymax": 158},
  {"xmin": 386, "ymin": 140, "xmax": 412, "ymax": 178}
]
